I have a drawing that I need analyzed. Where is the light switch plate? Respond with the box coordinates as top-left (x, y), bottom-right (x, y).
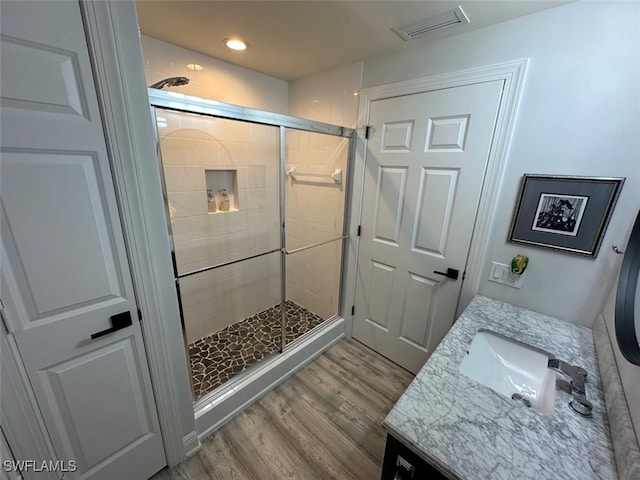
top-left (488, 262), bottom-right (523, 289)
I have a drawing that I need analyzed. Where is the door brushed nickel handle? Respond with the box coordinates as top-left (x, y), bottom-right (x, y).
top-left (91, 311), bottom-right (132, 339)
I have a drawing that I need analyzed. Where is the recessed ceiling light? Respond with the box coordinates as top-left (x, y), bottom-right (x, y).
top-left (225, 38), bottom-right (248, 51)
top-left (186, 63), bottom-right (204, 71)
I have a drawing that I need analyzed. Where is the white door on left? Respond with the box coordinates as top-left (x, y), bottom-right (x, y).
top-left (0, 2), bottom-right (166, 479)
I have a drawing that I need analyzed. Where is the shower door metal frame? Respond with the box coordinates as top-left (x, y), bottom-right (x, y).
top-left (148, 89), bottom-right (355, 400)
top-left (148, 89), bottom-right (352, 136)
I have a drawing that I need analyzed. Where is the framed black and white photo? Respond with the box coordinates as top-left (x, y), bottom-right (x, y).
top-left (531, 193), bottom-right (588, 236)
top-left (509, 175), bottom-right (624, 257)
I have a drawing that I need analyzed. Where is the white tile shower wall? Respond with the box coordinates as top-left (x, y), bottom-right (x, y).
top-left (141, 35), bottom-right (288, 114)
top-left (285, 63), bottom-right (362, 319)
top-left (157, 109), bottom-right (281, 343)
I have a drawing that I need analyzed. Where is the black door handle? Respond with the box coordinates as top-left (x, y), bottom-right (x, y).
top-left (91, 311), bottom-right (132, 339)
top-left (433, 268), bottom-right (459, 280)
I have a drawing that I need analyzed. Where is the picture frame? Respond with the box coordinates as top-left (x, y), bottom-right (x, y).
top-left (509, 175), bottom-right (624, 257)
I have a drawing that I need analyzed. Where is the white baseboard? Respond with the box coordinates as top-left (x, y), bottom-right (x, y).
top-left (195, 317), bottom-right (345, 440)
top-left (182, 431), bottom-right (201, 460)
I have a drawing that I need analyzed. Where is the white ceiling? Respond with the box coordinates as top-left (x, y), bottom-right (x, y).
top-left (136, 1), bottom-right (572, 81)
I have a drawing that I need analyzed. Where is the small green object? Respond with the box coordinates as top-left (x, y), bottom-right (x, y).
top-left (511, 254), bottom-right (529, 274)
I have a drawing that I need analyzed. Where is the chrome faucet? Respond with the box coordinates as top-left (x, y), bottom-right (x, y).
top-left (548, 358), bottom-right (593, 417)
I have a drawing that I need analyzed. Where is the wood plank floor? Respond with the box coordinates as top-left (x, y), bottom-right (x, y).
top-left (152, 338), bottom-right (414, 480)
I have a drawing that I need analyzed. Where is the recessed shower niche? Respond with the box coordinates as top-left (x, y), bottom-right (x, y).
top-left (205, 169), bottom-right (237, 213)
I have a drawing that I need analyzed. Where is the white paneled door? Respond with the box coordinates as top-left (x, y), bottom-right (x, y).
top-left (353, 81), bottom-right (503, 373)
top-left (0, 2), bottom-right (166, 479)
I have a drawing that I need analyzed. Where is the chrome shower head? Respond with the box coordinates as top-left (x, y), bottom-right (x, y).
top-left (149, 76), bottom-right (190, 90)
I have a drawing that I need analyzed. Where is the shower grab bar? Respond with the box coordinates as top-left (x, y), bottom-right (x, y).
top-left (284, 235), bottom-right (348, 255)
top-left (177, 248), bottom-right (281, 279)
top-left (287, 166), bottom-right (342, 185)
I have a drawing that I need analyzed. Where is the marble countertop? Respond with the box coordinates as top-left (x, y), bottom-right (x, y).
top-left (383, 295), bottom-right (617, 479)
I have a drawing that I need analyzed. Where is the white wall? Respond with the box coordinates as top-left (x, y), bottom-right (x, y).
top-left (362, 1), bottom-right (640, 326)
top-left (288, 62), bottom-right (362, 128)
top-left (603, 279), bottom-right (640, 441)
top-left (601, 242), bottom-right (640, 439)
top-left (141, 35), bottom-right (288, 113)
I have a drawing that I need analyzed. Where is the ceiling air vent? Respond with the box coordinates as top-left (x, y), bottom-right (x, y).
top-left (393, 5), bottom-right (470, 41)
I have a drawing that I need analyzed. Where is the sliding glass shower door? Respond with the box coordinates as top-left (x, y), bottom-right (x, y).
top-left (154, 108), bottom-right (282, 399)
top-left (149, 91), bottom-right (353, 402)
top-left (283, 129), bottom-right (349, 347)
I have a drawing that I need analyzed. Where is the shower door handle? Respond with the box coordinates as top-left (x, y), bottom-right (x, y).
top-left (433, 268), bottom-right (459, 280)
top-left (91, 311), bottom-right (133, 339)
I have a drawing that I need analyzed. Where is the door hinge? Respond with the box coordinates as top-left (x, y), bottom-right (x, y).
top-left (351, 305), bottom-right (355, 315)
top-left (357, 225), bottom-right (361, 237)
top-left (462, 271), bottom-right (466, 281)
top-left (137, 308), bottom-right (143, 321)
top-left (364, 125), bottom-right (372, 140)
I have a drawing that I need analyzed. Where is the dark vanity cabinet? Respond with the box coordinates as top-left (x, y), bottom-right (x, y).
top-left (380, 435), bottom-right (448, 480)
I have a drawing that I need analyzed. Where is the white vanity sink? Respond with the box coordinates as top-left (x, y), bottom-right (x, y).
top-left (459, 329), bottom-right (556, 415)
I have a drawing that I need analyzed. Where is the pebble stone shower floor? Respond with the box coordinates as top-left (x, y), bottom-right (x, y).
top-left (188, 300), bottom-right (325, 400)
